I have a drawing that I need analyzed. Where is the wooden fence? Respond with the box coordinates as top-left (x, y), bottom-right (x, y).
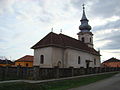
top-left (0, 66), bottom-right (119, 81)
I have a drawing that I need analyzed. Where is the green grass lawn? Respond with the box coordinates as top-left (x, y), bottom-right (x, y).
top-left (0, 72), bottom-right (118, 90)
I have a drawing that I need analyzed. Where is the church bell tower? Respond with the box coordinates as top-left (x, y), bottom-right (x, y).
top-left (77, 4), bottom-right (93, 48)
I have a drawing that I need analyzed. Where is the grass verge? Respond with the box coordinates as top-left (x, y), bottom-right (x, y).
top-left (0, 72), bottom-right (118, 90)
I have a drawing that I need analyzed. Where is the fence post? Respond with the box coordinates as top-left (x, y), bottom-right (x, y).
top-left (96, 67), bottom-right (98, 73)
top-left (17, 66), bottom-right (21, 78)
top-left (56, 68), bottom-right (59, 78)
top-left (33, 66), bottom-right (39, 80)
top-left (26, 67), bottom-right (29, 79)
top-left (80, 67), bottom-right (84, 75)
top-left (71, 68), bottom-right (74, 76)
top-left (1, 67), bottom-right (5, 80)
top-left (5, 66), bottom-right (9, 80)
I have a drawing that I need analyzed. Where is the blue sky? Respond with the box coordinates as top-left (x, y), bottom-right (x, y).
top-left (0, 0), bottom-right (120, 62)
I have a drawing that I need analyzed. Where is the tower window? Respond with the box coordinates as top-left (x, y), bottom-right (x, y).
top-left (40, 55), bottom-right (44, 64)
top-left (81, 37), bottom-right (84, 42)
top-left (78, 56), bottom-right (81, 64)
top-left (90, 38), bottom-right (91, 43)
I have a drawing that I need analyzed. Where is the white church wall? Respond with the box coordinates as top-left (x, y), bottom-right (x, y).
top-left (33, 47), bottom-right (101, 68)
top-left (78, 33), bottom-right (93, 48)
top-left (66, 48), bottom-right (86, 68)
top-left (66, 48), bottom-right (100, 68)
top-left (79, 33), bottom-right (93, 44)
top-left (52, 47), bottom-right (64, 68)
top-left (33, 47), bottom-right (53, 68)
top-left (94, 55), bottom-right (101, 67)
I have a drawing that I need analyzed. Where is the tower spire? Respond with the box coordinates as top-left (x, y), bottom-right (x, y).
top-left (81, 4), bottom-right (88, 21)
top-left (77, 4), bottom-right (93, 48)
top-left (79, 4), bottom-right (91, 32)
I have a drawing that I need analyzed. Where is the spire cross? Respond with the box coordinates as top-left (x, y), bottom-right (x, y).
top-left (51, 28), bottom-right (53, 32)
top-left (82, 4), bottom-right (85, 10)
top-left (60, 29), bottom-right (62, 33)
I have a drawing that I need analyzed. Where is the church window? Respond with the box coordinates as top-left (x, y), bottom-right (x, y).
top-left (94, 59), bottom-right (96, 65)
top-left (81, 37), bottom-right (84, 42)
top-left (78, 56), bottom-right (81, 64)
top-left (90, 38), bottom-right (91, 43)
top-left (40, 55), bottom-right (44, 64)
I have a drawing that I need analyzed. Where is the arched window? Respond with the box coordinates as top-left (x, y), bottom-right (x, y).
top-left (94, 59), bottom-right (96, 65)
top-left (40, 55), bottom-right (44, 64)
top-left (78, 56), bottom-right (81, 64)
top-left (81, 37), bottom-right (84, 42)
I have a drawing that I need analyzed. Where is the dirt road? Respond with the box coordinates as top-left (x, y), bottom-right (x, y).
top-left (70, 73), bottom-right (120, 90)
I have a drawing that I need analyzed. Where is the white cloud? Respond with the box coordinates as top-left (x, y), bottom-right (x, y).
top-left (90, 0), bottom-right (120, 18)
top-left (101, 49), bottom-right (120, 62)
top-left (0, 0), bottom-right (16, 14)
top-left (94, 40), bottom-right (112, 49)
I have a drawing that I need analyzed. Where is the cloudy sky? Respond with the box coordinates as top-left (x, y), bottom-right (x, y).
top-left (0, 0), bottom-right (120, 62)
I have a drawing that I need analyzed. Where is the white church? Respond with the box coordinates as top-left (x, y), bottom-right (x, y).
top-left (31, 5), bottom-right (101, 68)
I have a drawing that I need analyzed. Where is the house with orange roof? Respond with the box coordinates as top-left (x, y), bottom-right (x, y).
top-left (102, 57), bottom-right (120, 67)
top-left (15, 55), bottom-right (33, 67)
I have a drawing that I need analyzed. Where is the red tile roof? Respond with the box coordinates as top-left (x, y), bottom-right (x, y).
top-left (15, 55), bottom-right (33, 62)
top-left (31, 32), bottom-right (100, 56)
top-left (102, 57), bottom-right (120, 63)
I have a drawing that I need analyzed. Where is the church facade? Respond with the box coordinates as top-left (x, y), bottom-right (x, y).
top-left (31, 6), bottom-right (101, 68)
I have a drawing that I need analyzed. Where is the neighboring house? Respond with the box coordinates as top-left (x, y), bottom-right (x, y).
top-left (102, 57), bottom-right (120, 67)
top-left (31, 5), bottom-right (101, 68)
top-left (15, 55), bottom-right (33, 67)
top-left (0, 59), bottom-right (13, 66)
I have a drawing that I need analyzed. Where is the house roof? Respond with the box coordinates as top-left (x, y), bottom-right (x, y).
top-left (31, 32), bottom-right (100, 56)
top-left (0, 59), bottom-right (13, 64)
top-left (15, 55), bottom-right (33, 62)
top-left (103, 57), bottom-right (120, 63)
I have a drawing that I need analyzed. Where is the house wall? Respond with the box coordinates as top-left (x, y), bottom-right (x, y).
top-left (33, 47), bottom-right (53, 68)
top-left (0, 64), bottom-right (12, 66)
top-left (102, 62), bottom-right (120, 67)
top-left (15, 61), bottom-right (33, 67)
